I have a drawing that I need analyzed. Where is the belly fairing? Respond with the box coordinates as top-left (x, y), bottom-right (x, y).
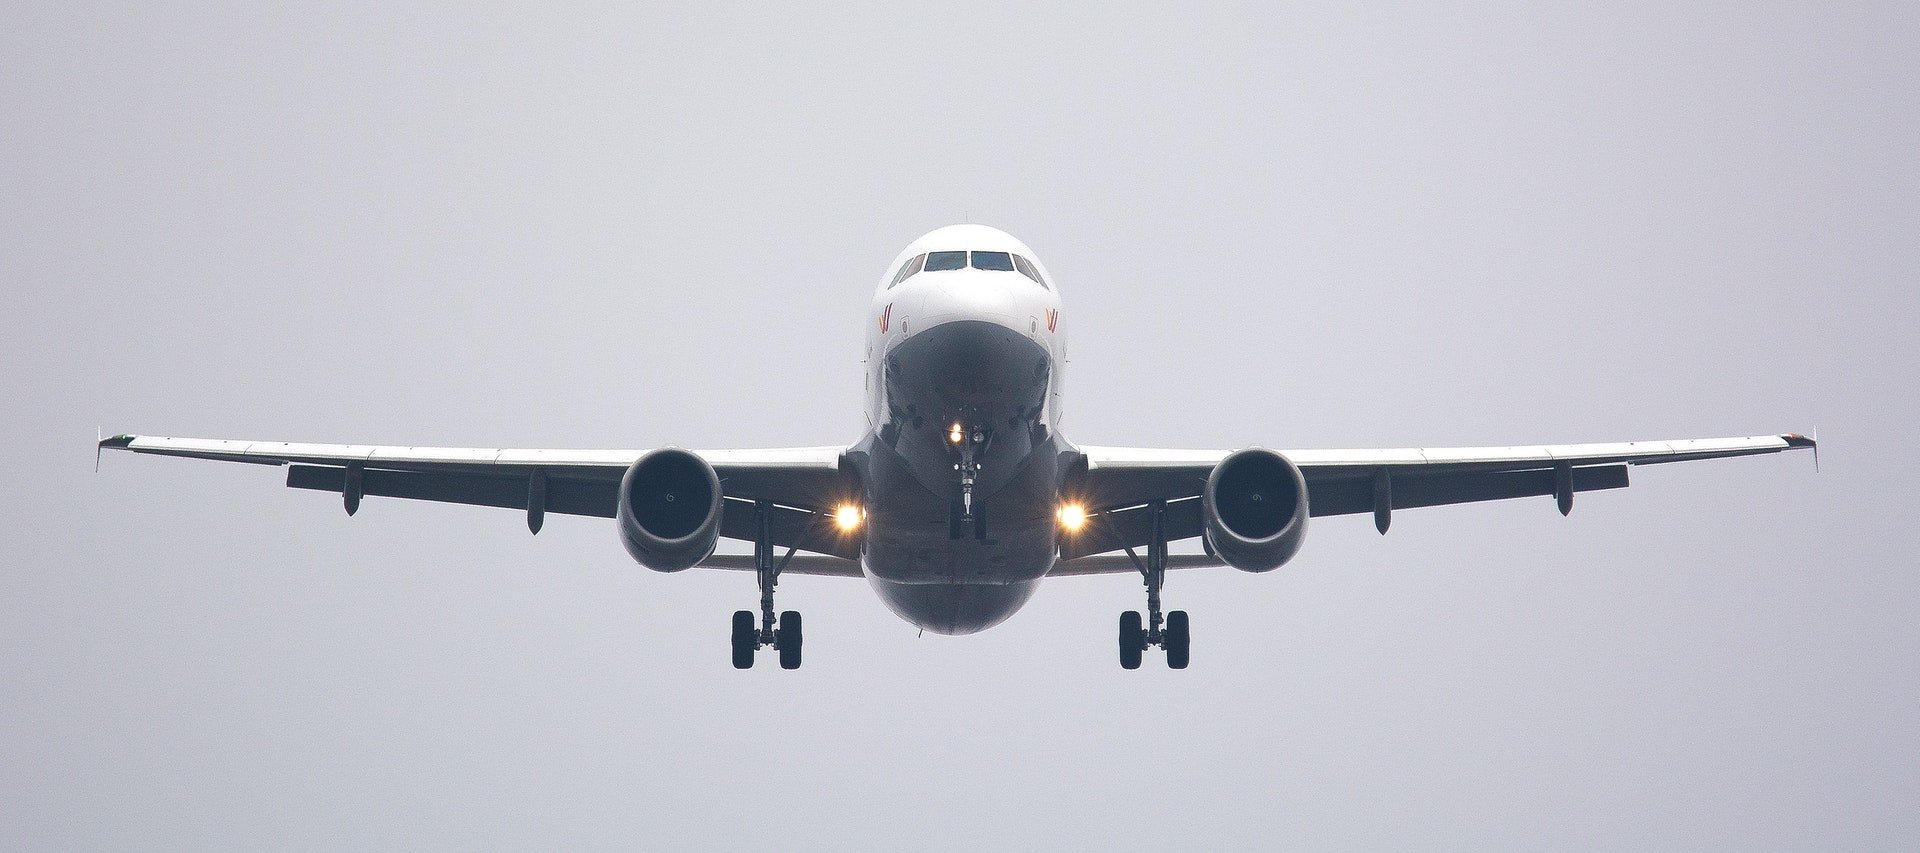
top-left (859, 437), bottom-right (1062, 584)
top-left (866, 575), bottom-right (1040, 635)
top-left (851, 317), bottom-right (1073, 632)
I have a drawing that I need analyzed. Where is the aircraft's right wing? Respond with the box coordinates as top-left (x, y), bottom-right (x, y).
top-left (1062, 433), bottom-right (1816, 560)
top-left (97, 434), bottom-right (860, 559)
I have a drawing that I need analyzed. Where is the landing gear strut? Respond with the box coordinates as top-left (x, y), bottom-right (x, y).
top-left (732, 500), bottom-right (804, 670)
top-left (1113, 500), bottom-right (1190, 669)
top-left (949, 422), bottom-right (988, 540)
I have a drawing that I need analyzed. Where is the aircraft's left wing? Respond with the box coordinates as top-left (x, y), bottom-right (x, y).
top-left (97, 434), bottom-right (860, 559)
top-left (1062, 433), bottom-right (1816, 560)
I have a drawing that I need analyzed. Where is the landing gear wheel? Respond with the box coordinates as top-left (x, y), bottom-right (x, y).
top-left (1116, 500), bottom-right (1192, 671)
top-left (1164, 610), bottom-right (1190, 669)
top-left (731, 610), bottom-right (756, 669)
top-left (1119, 611), bottom-right (1144, 670)
top-left (777, 610), bottom-right (803, 670)
top-left (734, 500), bottom-right (817, 671)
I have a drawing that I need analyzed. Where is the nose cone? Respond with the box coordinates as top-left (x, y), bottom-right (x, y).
top-left (918, 270), bottom-right (1032, 330)
top-left (886, 318), bottom-right (1050, 409)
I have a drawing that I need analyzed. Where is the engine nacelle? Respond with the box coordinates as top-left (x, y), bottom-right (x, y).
top-left (1202, 448), bottom-right (1309, 573)
top-left (617, 448), bottom-right (723, 572)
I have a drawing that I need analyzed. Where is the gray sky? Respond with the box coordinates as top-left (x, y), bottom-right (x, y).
top-left (4, 2), bottom-right (1915, 849)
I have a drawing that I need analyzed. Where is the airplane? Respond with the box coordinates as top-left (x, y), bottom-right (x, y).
top-left (98, 224), bottom-right (1816, 670)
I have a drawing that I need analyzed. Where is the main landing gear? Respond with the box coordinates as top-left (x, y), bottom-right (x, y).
top-left (1114, 500), bottom-right (1190, 670)
top-left (732, 500), bottom-right (804, 670)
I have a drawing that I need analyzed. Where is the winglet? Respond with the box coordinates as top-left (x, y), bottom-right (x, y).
top-left (96, 431), bottom-right (134, 473)
top-left (1784, 431), bottom-right (1819, 472)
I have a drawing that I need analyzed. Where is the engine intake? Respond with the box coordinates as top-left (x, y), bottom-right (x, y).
top-left (617, 448), bottom-right (723, 572)
top-left (1202, 448), bottom-right (1309, 572)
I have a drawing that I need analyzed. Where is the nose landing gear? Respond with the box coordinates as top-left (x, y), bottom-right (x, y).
top-left (1112, 500), bottom-right (1191, 670)
top-left (949, 422), bottom-right (989, 540)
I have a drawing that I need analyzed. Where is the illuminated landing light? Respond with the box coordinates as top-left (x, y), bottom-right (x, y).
top-left (948, 423), bottom-right (965, 445)
top-left (1057, 502), bottom-right (1088, 532)
top-left (835, 504), bottom-right (864, 531)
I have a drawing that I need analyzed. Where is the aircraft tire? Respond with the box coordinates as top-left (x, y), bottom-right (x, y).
top-left (1119, 611), bottom-right (1144, 670)
top-left (1165, 610), bottom-right (1190, 670)
top-left (777, 610), bottom-right (803, 670)
top-left (731, 610), bottom-right (756, 669)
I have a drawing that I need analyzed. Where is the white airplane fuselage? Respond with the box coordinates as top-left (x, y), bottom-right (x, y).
top-left (94, 223), bottom-right (1816, 665)
top-left (853, 225), bottom-right (1071, 634)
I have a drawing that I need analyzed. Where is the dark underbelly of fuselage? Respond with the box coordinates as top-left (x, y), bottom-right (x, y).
top-left (855, 319), bottom-right (1070, 634)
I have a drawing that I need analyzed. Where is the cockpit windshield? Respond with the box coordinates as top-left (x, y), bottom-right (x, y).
top-left (969, 251), bottom-right (1015, 272)
top-left (1011, 254), bottom-right (1045, 287)
top-left (891, 249), bottom-right (1049, 288)
top-left (924, 251), bottom-right (968, 272)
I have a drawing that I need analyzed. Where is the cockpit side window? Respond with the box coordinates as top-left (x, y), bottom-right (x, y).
top-left (1012, 254), bottom-right (1046, 288)
top-left (924, 250), bottom-right (968, 272)
top-left (970, 251), bottom-right (1015, 272)
top-left (890, 253), bottom-right (925, 287)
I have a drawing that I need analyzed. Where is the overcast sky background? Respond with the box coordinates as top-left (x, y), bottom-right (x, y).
top-left (4, 3), bottom-right (1916, 849)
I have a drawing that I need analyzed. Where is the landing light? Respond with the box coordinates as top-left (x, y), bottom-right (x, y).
top-left (835, 503), bottom-right (864, 532)
top-left (1057, 502), bottom-right (1088, 532)
top-left (948, 424), bottom-right (965, 445)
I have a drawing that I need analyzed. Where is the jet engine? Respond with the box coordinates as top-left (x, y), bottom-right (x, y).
top-left (617, 448), bottom-right (723, 572)
top-left (1202, 448), bottom-right (1309, 573)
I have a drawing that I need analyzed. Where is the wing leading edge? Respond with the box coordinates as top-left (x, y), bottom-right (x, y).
top-left (1062, 433), bottom-right (1815, 560)
top-left (100, 432), bottom-right (1815, 572)
top-left (97, 434), bottom-right (858, 559)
